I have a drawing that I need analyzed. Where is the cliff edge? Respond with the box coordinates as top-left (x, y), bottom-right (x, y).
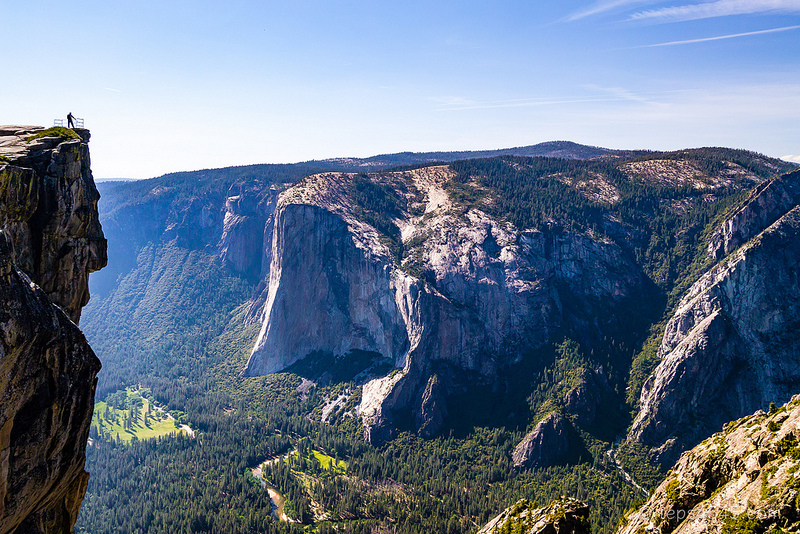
top-left (1, 126), bottom-right (106, 534)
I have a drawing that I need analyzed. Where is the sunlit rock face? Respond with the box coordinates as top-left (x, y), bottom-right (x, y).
top-left (620, 395), bottom-right (800, 534)
top-left (629, 170), bottom-right (800, 467)
top-left (478, 497), bottom-right (590, 534)
top-left (243, 167), bottom-right (646, 442)
top-left (1, 126), bottom-right (106, 534)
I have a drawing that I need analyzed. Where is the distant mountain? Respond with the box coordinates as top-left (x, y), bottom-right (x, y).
top-left (315, 140), bottom-right (623, 169)
top-left (88, 141), bottom-right (615, 302)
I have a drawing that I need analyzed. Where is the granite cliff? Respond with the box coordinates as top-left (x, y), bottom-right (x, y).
top-left (619, 396), bottom-right (800, 534)
top-left (0, 126), bottom-right (106, 534)
top-left (629, 169), bottom-right (800, 466)
top-left (242, 167), bottom-right (648, 442)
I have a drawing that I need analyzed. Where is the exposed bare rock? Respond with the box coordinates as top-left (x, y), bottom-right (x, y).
top-left (707, 169), bottom-right (800, 261)
top-left (479, 497), bottom-right (590, 534)
top-left (562, 367), bottom-right (614, 428)
top-left (512, 412), bottom-right (578, 468)
top-left (552, 171), bottom-right (621, 204)
top-left (218, 188), bottom-right (279, 282)
top-left (619, 158), bottom-right (763, 190)
top-left (242, 202), bottom-right (410, 376)
top-left (0, 250), bottom-right (101, 534)
top-left (629, 203), bottom-right (800, 466)
top-left (618, 396), bottom-right (800, 534)
top-left (414, 374), bottom-right (447, 438)
top-left (0, 126), bottom-right (105, 534)
top-left (243, 168), bottom-right (647, 442)
top-left (0, 126), bottom-right (106, 323)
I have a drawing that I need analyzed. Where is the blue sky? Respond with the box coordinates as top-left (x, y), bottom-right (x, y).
top-left (3, 0), bottom-right (799, 178)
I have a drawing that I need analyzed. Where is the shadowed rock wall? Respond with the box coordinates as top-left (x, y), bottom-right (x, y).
top-left (0, 126), bottom-right (106, 534)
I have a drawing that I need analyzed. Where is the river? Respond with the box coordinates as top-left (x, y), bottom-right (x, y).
top-left (250, 450), bottom-right (297, 522)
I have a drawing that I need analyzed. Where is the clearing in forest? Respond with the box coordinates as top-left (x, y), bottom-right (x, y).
top-left (90, 387), bottom-right (193, 443)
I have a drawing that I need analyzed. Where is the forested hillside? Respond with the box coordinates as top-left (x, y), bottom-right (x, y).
top-left (77, 146), bottom-right (797, 534)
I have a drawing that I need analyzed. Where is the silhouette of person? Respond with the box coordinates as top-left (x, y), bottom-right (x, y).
top-left (67, 112), bottom-right (75, 128)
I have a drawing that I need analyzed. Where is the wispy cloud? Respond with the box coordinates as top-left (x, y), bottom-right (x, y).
top-left (630, 0), bottom-right (800, 22)
top-left (782, 154), bottom-right (800, 163)
top-left (638, 24), bottom-right (800, 46)
top-left (435, 96), bottom-right (635, 111)
top-left (584, 84), bottom-right (654, 103)
top-left (104, 87), bottom-right (122, 93)
top-left (566, 0), bottom-right (653, 21)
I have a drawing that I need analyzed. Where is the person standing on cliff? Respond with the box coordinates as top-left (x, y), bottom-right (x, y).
top-left (67, 112), bottom-right (75, 128)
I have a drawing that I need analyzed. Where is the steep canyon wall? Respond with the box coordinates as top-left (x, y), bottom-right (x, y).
top-left (0, 126), bottom-right (106, 534)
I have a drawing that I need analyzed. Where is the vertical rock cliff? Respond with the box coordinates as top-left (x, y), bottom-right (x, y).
top-left (629, 170), bottom-right (800, 466)
top-left (243, 167), bottom-right (647, 442)
top-left (0, 126), bottom-right (106, 534)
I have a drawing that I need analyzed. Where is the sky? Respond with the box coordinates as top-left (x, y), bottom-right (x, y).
top-left (3, 0), bottom-right (799, 179)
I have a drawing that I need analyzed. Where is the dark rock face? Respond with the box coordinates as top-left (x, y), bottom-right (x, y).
top-left (0, 126), bottom-right (106, 323)
top-left (414, 374), bottom-right (448, 438)
top-left (629, 171), bottom-right (800, 466)
top-left (512, 412), bottom-right (577, 468)
top-left (0, 126), bottom-right (106, 534)
top-left (562, 367), bottom-right (614, 429)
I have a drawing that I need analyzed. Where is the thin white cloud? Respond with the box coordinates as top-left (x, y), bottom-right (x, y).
top-left (782, 154), bottom-right (800, 163)
top-left (104, 87), bottom-right (122, 93)
top-left (638, 24), bottom-right (800, 46)
top-left (584, 84), bottom-right (653, 103)
top-left (630, 0), bottom-right (800, 22)
top-left (566, 0), bottom-right (653, 21)
top-left (436, 97), bottom-right (626, 111)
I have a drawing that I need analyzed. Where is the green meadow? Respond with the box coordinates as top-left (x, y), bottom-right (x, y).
top-left (90, 387), bottom-right (189, 443)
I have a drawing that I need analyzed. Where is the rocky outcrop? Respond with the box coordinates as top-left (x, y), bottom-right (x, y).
top-left (1, 126), bottom-right (106, 323)
top-left (479, 497), bottom-right (590, 534)
top-left (243, 168), bottom-right (647, 441)
top-left (512, 412), bottom-right (577, 468)
top-left (618, 396), bottom-right (800, 534)
top-left (707, 169), bottom-right (800, 261)
top-left (562, 367), bottom-right (614, 429)
top-left (414, 374), bottom-right (447, 439)
top-left (0, 126), bottom-right (105, 534)
top-left (629, 196), bottom-right (800, 465)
